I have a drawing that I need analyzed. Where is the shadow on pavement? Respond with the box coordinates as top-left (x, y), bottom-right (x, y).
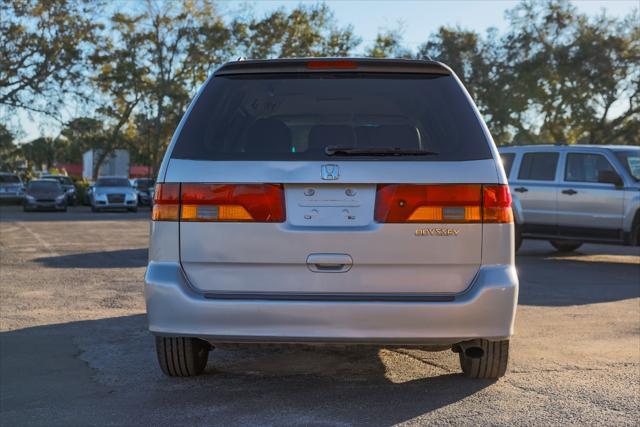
top-left (34, 248), bottom-right (148, 268)
top-left (0, 205), bottom-right (151, 222)
top-left (517, 253), bottom-right (640, 307)
top-left (0, 314), bottom-right (492, 426)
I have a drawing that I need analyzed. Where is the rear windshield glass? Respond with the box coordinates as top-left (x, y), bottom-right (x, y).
top-left (0, 174), bottom-right (20, 183)
top-left (43, 176), bottom-right (73, 185)
top-left (135, 179), bottom-right (154, 189)
top-left (29, 181), bottom-right (60, 191)
top-left (95, 178), bottom-right (130, 187)
top-left (171, 73), bottom-right (492, 161)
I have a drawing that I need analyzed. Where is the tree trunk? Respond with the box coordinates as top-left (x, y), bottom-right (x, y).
top-left (92, 150), bottom-right (112, 181)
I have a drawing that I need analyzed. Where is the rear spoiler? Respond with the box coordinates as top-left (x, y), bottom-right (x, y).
top-left (215, 58), bottom-right (452, 76)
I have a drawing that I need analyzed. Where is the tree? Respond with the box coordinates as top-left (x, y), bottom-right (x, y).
top-left (87, 12), bottom-right (148, 179)
top-left (238, 3), bottom-right (361, 58)
top-left (366, 28), bottom-right (412, 59)
top-left (417, 27), bottom-right (515, 145)
top-left (61, 117), bottom-right (109, 178)
top-left (0, 124), bottom-right (22, 170)
top-left (502, 0), bottom-right (639, 144)
top-left (0, 0), bottom-right (100, 116)
top-left (19, 136), bottom-right (71, 170)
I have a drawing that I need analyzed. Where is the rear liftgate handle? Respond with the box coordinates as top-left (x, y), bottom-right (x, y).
top-left (306, 253), bottom-right (353, 273)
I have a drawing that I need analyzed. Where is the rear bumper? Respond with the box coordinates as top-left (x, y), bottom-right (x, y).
top-left (145, 262), bottom-right (518, 345)
top-left (25, 202), bottom-right (66, 210)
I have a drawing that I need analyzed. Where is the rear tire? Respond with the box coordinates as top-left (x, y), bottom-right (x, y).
top-left (631, 213), bottom-right (640, 246)
top-left (459, 339), bottom-right (509, 379)
top-left (550, 240), bottom-right (582, 252)
top-left (155, 336), bottom-right (210, 377)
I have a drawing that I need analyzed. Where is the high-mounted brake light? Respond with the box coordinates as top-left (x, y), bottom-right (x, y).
top-left (306, 60), bottom-right (358, 70)
top-left (152, 183), bottom-right (180, 221)
top-left (374, 184), bottom-right (512, 224)
top-left (180, 184), bottom-right (285, 222)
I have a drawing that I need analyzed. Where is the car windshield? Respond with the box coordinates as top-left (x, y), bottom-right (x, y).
top-left (614, 149), bottom-right (640, 181)
top-left (135, 179), bottom-right (154, 189)
top-left (29, 181), bottom-right (61, 191)
top-left (171, 73), bottom-right (491, 161)
top-left (95, 178), bottom-right (131, 187)
top-left (44, 176), bottom-right (73, 185)
top-left (0, 174), bottom-right (20, 183)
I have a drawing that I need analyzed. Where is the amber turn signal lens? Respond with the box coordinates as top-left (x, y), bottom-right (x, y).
top-left (152, 204), bottom-right (180, 221)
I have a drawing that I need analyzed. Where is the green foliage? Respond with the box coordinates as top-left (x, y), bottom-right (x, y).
top-left (73, 177), bottom-right (91, 202)
top-left (0, 124), bottom-right (20, 170)
top-left (0, 0), bottom-right (101, 116)
top-left (238, 3), bottom-right (360, 58)
top-left (366, 28), bottom-right (412, 59)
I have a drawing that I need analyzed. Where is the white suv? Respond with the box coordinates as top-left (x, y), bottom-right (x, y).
top-left (145, 58), bottom-right (518, 379)
top-left (499, 145), bottom-right (640, 252)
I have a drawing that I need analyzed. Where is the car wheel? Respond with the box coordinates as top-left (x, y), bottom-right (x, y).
top-left (458, 339), bottom-right (509, 379)
top-left (550, 240), bottom-right (582, 252)
top-left (631, 214), bottom-right (640, 246)
top-left (91, 205), bottom-right (99, 213)
top-left (155, 336), bottom-right (211, 377)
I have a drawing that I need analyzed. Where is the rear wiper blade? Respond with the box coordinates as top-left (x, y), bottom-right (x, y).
top-left (325, 146), bottom-right (439, 156)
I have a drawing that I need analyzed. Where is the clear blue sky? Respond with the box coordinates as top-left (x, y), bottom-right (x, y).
top-left (16, 0), bottom-right (639, 142)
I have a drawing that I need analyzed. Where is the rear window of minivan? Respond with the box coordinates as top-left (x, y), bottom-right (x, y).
top-left (171, 73), bottom-right (492, 162)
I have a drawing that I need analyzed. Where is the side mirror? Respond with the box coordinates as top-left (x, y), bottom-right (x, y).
top-left (598, 170), bottom-right (623, 187)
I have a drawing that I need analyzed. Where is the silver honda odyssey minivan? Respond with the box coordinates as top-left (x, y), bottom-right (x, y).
top-left (145, 58), bottom-right (518, 379)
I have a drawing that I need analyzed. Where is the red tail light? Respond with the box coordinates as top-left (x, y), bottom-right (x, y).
top-left (152, 183), bottom-right (285, 222)
top-left (482, 185), bottom-right (513, 223)
top-left (181, 184), bottom-right (285, 222)
top-left (152, 183), bottom-right (180, 221)
top-left (374, 184), bottom-right (512, 224)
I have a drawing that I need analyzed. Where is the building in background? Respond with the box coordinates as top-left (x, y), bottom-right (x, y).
top-left (82, 149), bottom-right (130, 179)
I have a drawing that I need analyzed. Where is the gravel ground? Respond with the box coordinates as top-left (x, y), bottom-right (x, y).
top-left (0, 205), bottom-right (639, 426)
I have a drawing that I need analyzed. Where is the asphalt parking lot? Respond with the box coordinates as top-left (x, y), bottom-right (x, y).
top-left (0, 205), bottom-right (638, 426)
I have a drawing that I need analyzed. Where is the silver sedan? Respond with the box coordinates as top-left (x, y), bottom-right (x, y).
top-left (90, 176), bottom-right (138, 212)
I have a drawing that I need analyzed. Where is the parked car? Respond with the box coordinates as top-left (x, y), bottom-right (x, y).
top-left (90, 176), bottom-right (138, 212)
top-left (23, 179), bottom-right (67, 212)
top-left (145, 58), bottom-right (518, 379)
top-left (499, 144), bottom-right (640, 252)
top-left (131, 178), bottom-right (155, 206)
top-left (0, 172), bottom-right (25, 204)
top-left (41, 174), bottom-right (77, 205)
